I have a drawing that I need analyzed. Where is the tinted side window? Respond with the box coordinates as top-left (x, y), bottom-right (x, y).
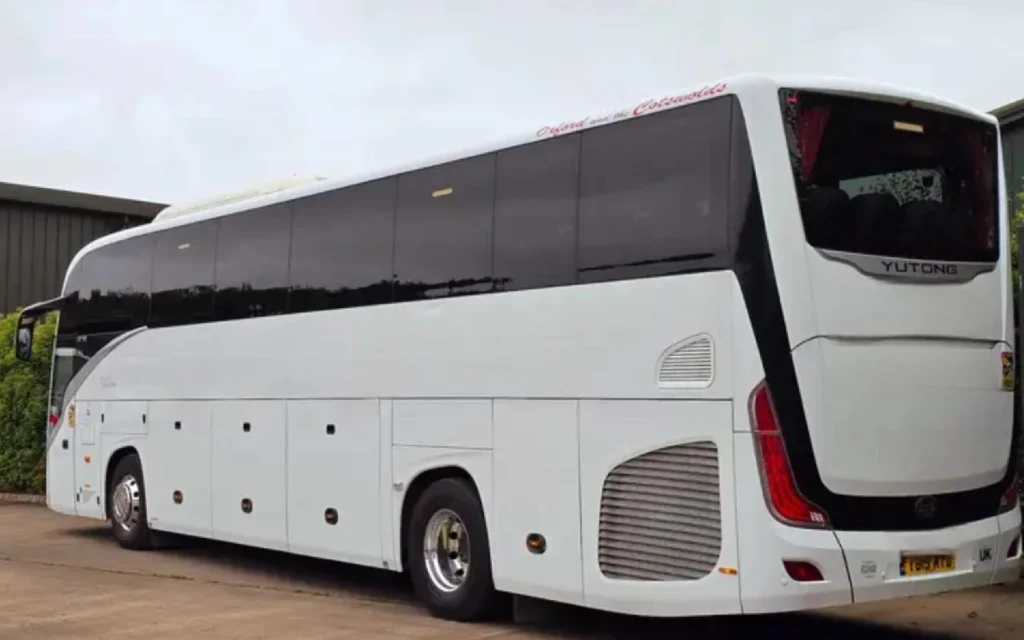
top-left (76, 235), bottom-right (153, 334)
top-left (394, 155), bottom-right (495, 301)
top-left (214, 204), bottom-right (291, 321)
top-left (494, 135), bottom-right (579, 291)
top-left (578, 98), bottom-right (732, 282)
top-left (57, 260), bottom-right (87, 336)
top-left (289, 179), bottom-right (396, 313)
top-left (151, 220), bottom-right (217, 327)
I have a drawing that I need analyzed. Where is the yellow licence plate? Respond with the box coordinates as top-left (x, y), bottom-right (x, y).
top-left (900, 554), bottom-right (956, 577)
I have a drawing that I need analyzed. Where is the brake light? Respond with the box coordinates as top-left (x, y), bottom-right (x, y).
top-left (998, 474), bottom-right (1019, 515)
top-left (749, 381), bottom-right (829, 527)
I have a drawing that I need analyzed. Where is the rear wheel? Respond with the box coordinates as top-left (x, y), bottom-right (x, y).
top-left (109, 454), bottom-right (155, 550)
top-left (407, 477), bottom-right (501, 621)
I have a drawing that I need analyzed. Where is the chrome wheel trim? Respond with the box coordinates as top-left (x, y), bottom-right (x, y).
top-left (423, 508), bottom-right (471, 593)
top-left (111, 474), bottom-right (141, 532)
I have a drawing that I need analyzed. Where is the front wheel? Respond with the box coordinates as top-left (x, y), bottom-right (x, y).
top-left (407, 477), bottom-right (501, 621)
top-left (108, 454), bottom-right (155, 550)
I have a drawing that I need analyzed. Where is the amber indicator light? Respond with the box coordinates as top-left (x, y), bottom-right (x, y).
top-left (526, 533), bottom-right (546, 554)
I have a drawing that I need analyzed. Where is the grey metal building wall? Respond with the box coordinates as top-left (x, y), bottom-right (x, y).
top-left (995, 99), bottom-right (1024, 211)
top-left (0, 201), bottom-right (150, 315)
top-left (1003, 122), bottom-right (1024, 208)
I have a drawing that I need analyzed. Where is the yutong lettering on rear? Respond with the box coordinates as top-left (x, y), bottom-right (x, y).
top-left (12, 74), bottom-right (1020, 623)
top-left (880, 259), bottom-right (960, 277)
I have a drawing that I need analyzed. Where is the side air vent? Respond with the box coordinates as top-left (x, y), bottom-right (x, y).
top-left (598, 441), bottom-right (722, 581)
top-left (657, 334), bottom-right (714, 389)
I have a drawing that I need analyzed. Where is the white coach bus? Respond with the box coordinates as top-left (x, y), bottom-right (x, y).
top-left (14, 73), bottom-right (1022, 621)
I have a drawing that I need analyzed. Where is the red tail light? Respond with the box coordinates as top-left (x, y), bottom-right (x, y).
top-left (783, 560), bottom-right (824, 582)
top-left (750, 381), bottom-right (829, 527)
top-left (998, 474), bottom-right (1019, 515)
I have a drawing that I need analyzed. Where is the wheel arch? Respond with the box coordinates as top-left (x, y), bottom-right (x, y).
top-left (104, 445), bottom-right (140, 518)
top-left (399, 465), bottom-right (483, 574)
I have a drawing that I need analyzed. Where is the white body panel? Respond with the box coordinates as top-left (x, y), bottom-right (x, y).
top-left (147, 401), bottom-right (213, 538)
top-left (287, 399), bottom-right (382, 567)
top-left (578, 399), bottom-right (740, 616)
top-left (210, 401), bottom-right (288, 551)
top-left (805, 250), bottom-right (1004, 341)
top-left (731, 431), bottom-right (853, 613)
top-left (792, 338), bottom-right (1013, 497)
top-left (41, 72), bottom-right (1019, 619)
top-left (63, 272), bottom-right (740, 612)
top-left (77, 274), bottom-right (732, 402)
top-left (491, 399), bottom-right (584, 605)
top-left (46, 422), bottom-right (76, 516)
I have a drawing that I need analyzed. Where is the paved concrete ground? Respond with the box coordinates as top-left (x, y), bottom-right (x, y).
top-left (0, 502), bottom-right (1021, 639)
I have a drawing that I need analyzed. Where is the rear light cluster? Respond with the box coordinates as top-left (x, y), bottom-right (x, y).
top-left (998, 474), bottom-right (1019, 515)
top-left (749, 381), bottom-right (829, 528)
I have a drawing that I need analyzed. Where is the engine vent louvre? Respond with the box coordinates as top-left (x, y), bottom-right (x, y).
top-left (598, 441), bottom-right (722, 581)
top-left (657, 335), bottom-right (714, 388)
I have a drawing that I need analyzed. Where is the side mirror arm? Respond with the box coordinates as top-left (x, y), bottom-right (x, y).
top-left (12, 292), bottom-right (78, 362)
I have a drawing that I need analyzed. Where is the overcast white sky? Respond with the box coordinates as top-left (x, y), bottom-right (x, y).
top-left (1, 0), bottom-right (1022, 205)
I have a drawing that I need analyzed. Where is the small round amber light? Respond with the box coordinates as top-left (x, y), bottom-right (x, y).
top-left (526, 533), bottom-right (547, 554)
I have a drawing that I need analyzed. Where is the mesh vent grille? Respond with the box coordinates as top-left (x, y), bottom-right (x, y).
top-left (598, 441), bottom-right (721, 581)
top-left (658, 335), bottom-right (713, 388)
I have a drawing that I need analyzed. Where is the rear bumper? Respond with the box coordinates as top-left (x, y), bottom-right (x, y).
top-left (836, 507), bottom-right (1021, 604)
top-left (738, 508), bottom-right (1020, 614)
top-left (733, 434), bottom-right (1021, 614)
top-left (994, 507), bottom-right (1023, 585)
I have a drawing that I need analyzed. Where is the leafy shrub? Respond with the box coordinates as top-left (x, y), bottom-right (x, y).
top-left (0, 310), bottom-right (55, 493)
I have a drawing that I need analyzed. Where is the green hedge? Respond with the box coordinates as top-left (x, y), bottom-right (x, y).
top-left (0, 310), bottom-right (55, 494)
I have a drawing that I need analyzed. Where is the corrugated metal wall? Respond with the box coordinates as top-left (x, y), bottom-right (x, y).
top-left (0, 199), bottom-right (149, 314)
top-left (1003, 121), bottom-right (1024, 208)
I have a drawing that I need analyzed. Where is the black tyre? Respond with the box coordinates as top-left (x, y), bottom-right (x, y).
top-left (407, 477), bottom-right (501, 621)
top-left (108, 454), bottom-right (155, 550)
